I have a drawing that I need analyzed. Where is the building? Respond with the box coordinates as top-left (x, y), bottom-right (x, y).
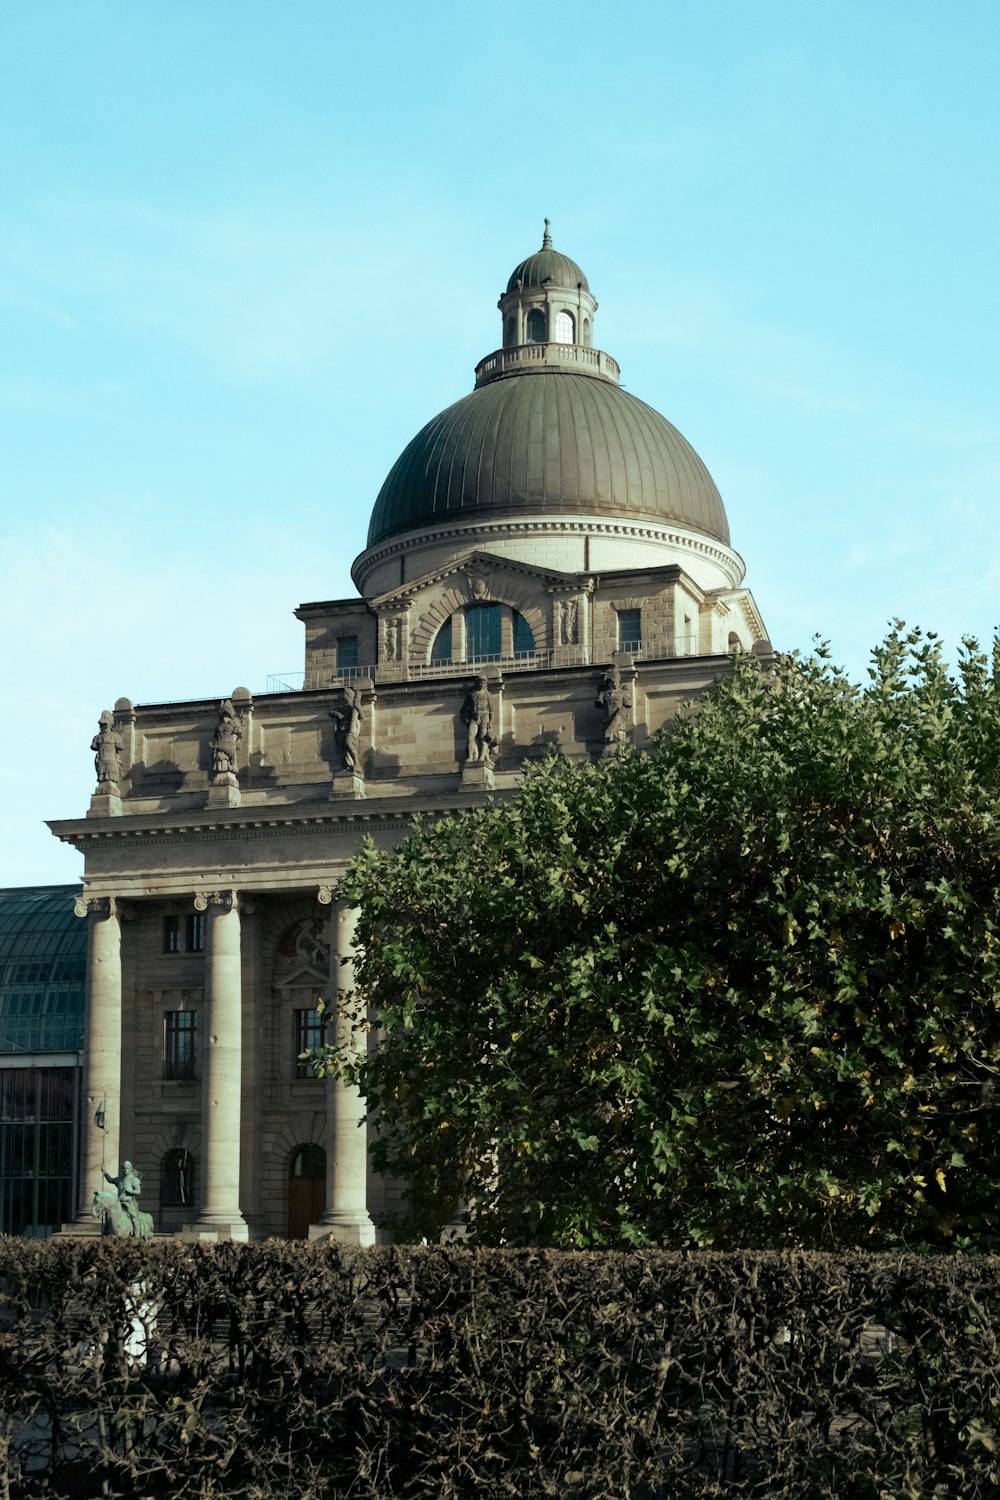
top-left (47, 226), bottom-right (769, 1241)
top-left (0, 886), bottom-right (85, 1236)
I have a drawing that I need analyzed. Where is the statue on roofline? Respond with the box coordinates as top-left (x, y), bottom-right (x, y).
top-left (211, 699), bottom-right (243, 784)
top-left (331, 684), bottom-right (363, 773)
top-left (91, 710), bottom-right (123, 794)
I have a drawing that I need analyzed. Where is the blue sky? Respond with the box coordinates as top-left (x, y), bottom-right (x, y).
top-left (2, 1), bottom-right (998, 884)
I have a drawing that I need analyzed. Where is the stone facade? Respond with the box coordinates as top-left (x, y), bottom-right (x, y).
top-left (49, 227), bottom-right (769, 1242)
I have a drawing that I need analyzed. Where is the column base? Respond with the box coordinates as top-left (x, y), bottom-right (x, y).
top-left (330, 771), bottom-right (366, 800)
top-left (460, 762), bottom-right (494, 791)
top-left (179, 1219), bottom-right (251, 1243)
top-left (207, 783), bottom-right (241, 809)
top-left (308, 1214), bottom-right (377, 1247)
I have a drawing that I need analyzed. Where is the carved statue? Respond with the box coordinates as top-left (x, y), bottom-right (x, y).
top-left (461, 674), bottom-right (496, 764)
top-left (91, 711), bottom-right (123, 793)
top-left (559, 598), bottom-right (579, 646)
top-left (596, 664), bottom-right (631, 744)
top-left (330, 684), bottom-right (363, 772)
top-left (382, 616), bottom-right (403, 662)
top-left (211, 700), bottom-right (243, 783)
top-left (92, 1160), bottom-right (153, 1238)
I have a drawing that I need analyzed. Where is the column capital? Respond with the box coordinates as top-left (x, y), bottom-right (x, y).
top-left (193, 890), bottom-right (239, 913)
top-left (317, 884), bottom-right (336, 906)
top-left (73, 895), bottom-right (118, 921)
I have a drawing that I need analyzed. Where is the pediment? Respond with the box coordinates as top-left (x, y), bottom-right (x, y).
top-left (276, 960), bottom-right (330, 990)
top-left (370, 550), bottom-right (584, 612)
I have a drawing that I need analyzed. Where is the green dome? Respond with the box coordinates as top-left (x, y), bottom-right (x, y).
top-left (366, 369), bottom-right (730, 549)
top-left (507, 248), bottom-right (589, 295)
top-left (506, 220), bottom-right (590, 294)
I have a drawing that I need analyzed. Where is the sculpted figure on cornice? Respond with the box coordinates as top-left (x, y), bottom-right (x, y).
top-left (211, 699), bottom-right (243, 784)
top-left (331, 684), bottom-right (363, 773)
top-left (462, 674), bottom-right (496, 765)
top-left (91, 710), bottom-right (123, 793)
top-left (596, 664), bottom-right (631, 745)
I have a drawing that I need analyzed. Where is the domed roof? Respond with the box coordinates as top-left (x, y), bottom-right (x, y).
top-left (506, 220), bottom-right (589, 294)
top-left (367, 369), bottom-right (730, 549)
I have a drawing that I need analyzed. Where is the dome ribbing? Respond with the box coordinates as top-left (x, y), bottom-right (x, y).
top-left (366, 369), bottom-right (729, 549)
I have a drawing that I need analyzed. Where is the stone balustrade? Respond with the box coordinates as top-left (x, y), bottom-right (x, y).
top-left (474, 342), bottom-right (620, 388)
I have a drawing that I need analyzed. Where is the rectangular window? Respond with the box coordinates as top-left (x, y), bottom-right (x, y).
top-left (617, 608), bottom-right (642, 651)
top-left (164, 1011), bottom-right (197, 1081)
top-left (185, 912), bottom-right (205, 953)
top-left (295, 1008), bottom-right (325, 1079)
top-left (336, 635), bottom-right (359, 671)
top-left (163, 916), bottom-right (181, 954)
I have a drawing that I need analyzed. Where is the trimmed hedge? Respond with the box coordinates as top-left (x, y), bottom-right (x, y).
top-left (2, 1241), bottom-right (1000, 1497)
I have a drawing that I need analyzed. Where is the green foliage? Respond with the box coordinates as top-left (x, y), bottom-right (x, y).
top-left (329, 626), bottom-right (1000, 1250)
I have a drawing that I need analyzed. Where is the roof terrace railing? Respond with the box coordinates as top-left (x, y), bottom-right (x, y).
top-left (266, 649), bottom-right (599, 694)
top-left (474, 342), bottom-right (620, 388)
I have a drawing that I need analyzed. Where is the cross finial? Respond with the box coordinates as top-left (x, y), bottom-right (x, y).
top-left (542, 218), bottom-right (552, 249)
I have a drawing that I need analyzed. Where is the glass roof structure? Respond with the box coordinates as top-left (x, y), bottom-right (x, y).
top-left (0, 886), bottom-right (85, 1054)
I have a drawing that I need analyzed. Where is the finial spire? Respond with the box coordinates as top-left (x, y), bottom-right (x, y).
top-left (542, 218), bottom-right (552, 249)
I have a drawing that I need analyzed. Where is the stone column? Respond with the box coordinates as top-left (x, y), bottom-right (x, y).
top-left (184, 890), bottom-right (249, 1241)
top-left (70, 896), bottom-right (122, 1228)
top-left (310, 898), bottom-right (376, 1244)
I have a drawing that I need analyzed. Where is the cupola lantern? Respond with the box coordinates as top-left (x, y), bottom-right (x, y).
top-left (497, 220), bottom-right (598, 351)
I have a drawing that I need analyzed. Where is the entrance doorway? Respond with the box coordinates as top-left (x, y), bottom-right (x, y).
top-left (288, 1142), bottom-right (326, 1239)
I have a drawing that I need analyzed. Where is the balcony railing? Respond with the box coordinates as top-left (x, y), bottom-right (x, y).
top-left (474, 342), bottom-right (620, 388)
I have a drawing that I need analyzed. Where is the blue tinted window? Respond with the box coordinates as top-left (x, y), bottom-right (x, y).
top-left (513, 611), bottom-right (535, 655)
top-left (467, 605), bottom-right (502, 661)
top-left (336, 636), bottom-right (359, 670)
top-left (431, 618), bottom-right (453, 663)
top-left (618, 609), bottom-right (642, 649)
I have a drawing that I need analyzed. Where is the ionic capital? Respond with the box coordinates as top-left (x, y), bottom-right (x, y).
top-left (193, 889), bottom-right (239, 913)
top-left (73, 895), bottom-right (118, 921)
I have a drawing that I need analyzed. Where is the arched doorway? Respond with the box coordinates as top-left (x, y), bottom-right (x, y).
top-left (288, 1142), bottom-right (326, 1239)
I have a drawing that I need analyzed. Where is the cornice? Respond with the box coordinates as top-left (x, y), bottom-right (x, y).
top-left (353, 514), bottom-right (746, 592)
top-left (46, 789), bottom-right (517, 852)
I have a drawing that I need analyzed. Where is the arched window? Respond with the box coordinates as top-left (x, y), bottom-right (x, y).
top-left (431, 618), bottom-right (453, 664)
top-left (513, 611), bottom-right (535, 656)
top-left (161, 1148), bottom-right (196, 1208)
top-left (466, 604), bottom-right (502, 661)
top-left (582, 317), bottom-right (591, 347)
top-left (526, 308), bottom-right (546, 343)
top-left (504, 316), bottom-right (517, 347)
top-left (554, 310), bottom-right (575, 345)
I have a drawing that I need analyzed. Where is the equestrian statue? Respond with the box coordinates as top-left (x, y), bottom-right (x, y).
top-left (92, 1159), bottom-right (154, 1238)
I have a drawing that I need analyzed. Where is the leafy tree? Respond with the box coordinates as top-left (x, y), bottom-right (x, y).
top-left (325, 628), bottom-right (1000, 1250)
